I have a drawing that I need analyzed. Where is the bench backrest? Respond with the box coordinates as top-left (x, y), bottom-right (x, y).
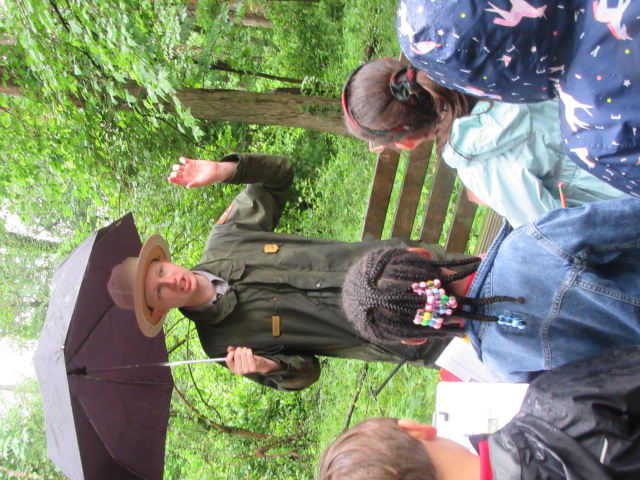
top-left (361, 140), bottom-right (502, 255)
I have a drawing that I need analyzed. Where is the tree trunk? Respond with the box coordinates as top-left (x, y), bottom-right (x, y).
top-left (167, 87), bottom-right (345, 135)
top-left (0, 466), bottom-right (37, 479)
top-left (0, 33), bottom-right (16, 45)
top-left (0, 78), bottom-right (22, 98)
top-left (187, 0), bottom-right (274, 28)
top-left (0, 67), bottom-right (347, 136)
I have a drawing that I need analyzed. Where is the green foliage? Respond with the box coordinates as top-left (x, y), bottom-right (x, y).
top-left (268, 1), bottom-right (345, 83)
top-left (281, 136), bottom-right (375, 241)
top-left (0, 379), bottom-right (65, 479)
top-left (0, 223), bottom-right (63, 340)
top-left (6, 0), bottom-right (201, 133)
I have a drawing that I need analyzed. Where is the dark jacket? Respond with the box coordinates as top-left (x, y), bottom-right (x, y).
top-left (181, 153), bottom-right (471, 390)
top-left (486, 345), bottom-right (640, 479)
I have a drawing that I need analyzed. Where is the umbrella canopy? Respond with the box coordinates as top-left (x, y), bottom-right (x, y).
top-left (34, 213), bottom-right (173, 480)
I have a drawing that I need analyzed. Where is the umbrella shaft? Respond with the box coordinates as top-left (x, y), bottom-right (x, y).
top-left (70, 357), bottom-right (226, 375)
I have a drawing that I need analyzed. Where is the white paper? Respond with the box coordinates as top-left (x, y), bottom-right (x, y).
top-left (433, 382), bottom-right (529, 451)
top-left (435, 337), bottom-right (498, 383)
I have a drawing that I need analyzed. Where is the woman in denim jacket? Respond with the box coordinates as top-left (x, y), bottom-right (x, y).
top-left (342, 196), bottom-right (640, 382)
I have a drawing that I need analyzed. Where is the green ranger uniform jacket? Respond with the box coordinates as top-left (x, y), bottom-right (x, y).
top-left (181, 153), bottom-right (470, 390)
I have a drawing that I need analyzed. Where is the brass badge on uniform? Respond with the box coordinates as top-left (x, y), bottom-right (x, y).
top-left (263, 243), bottom-right (279, 253)
top-left (271, 315), bottom-right (281, 337)
top-left (216, 203), bottom-right (234, 225)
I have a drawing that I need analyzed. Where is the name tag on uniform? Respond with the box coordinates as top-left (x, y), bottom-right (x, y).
top-left (272, 315), bottom-right (281, 337)
top-left (263, 244), bottom-right (279, 253)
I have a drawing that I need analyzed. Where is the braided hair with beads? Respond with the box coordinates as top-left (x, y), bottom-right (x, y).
top-left (341, 247), bottom-right (523, 344)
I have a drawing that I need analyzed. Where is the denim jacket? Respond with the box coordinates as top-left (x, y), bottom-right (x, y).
top-left (465, 197), bottom-right (640, 382)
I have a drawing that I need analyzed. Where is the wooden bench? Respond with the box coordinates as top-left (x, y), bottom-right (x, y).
top-left (361, 139), bottom-right (503, 255)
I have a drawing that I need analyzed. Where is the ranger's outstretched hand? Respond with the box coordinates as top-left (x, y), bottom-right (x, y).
top-left (168, 157), bottom-right (237, 188)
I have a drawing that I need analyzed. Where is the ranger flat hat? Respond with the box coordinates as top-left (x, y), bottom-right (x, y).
top-left (107, 234), bottom-right (171, 338)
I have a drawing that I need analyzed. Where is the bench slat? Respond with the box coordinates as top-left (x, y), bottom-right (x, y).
top-left (361, 149), bottom-right (401, 240)
top-left (474, 209), bottom-right (503, 255)
top-left (390, 140), bottom-right (434, 238)
top-left (361, 140), bottom-right (503, 255)
top-left (419, 158), bottom-right (456, 244)
top-left (445, 187), bottom-right (478, 253)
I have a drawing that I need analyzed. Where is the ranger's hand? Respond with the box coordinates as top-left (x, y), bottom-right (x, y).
top-left (225, 346), bottom-right (284, 375)
top-left (168, 157), bottom-right (236, 188)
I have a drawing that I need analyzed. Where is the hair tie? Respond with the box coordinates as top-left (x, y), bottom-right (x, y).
top-left (390, 67), bottom-right (432, 108)
top-left (411, 279), bottom-right (458, 329)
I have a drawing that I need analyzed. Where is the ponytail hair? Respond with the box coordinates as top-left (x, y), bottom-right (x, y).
top-left (342, 247), bottom-right (522, 344)
top-left (341, 58), bottom-right (476, 155)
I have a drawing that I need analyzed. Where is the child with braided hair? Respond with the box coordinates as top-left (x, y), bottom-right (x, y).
top-left (342, 196), bottom-right (640, 382)
top-left (342, 58), bottom-right (626, 228)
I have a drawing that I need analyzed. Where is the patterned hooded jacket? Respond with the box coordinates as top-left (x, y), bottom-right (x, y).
top-left (397, 0), bottom-right (640, 196)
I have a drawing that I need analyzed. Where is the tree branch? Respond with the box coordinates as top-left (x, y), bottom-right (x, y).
top-left (342, 364), bottom-right (368, 430)
top-left (173, 385), bottom-right (272, 439)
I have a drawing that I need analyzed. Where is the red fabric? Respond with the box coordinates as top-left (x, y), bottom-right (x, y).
top-left (439, 368), bottom-right (463, 382)
top-left (479, 440), bottom-right (493, 480)
top-left (463, 271), bottom-right (477, 296)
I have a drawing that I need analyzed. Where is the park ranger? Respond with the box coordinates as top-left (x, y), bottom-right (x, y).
top-left (108, 153), bottom-right (470, 390)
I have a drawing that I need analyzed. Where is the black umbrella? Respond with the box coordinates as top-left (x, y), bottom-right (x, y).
top-left (34, 213), bottom-right (173, 480)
